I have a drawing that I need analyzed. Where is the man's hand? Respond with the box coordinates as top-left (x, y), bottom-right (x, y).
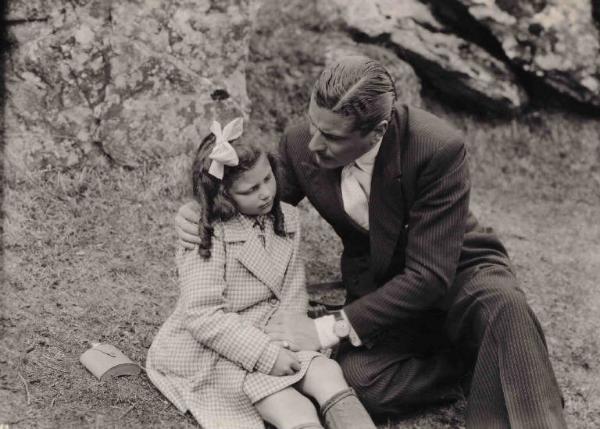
top-left (269, 348), bottom-right (301, 376)
top-left (265, 313), bottom-right (321, 351)
top-left (175, 201), bottom-right (202, 249)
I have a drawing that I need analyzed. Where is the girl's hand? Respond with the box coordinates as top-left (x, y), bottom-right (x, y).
top-left (269, 349), bottom-right (301, 376)
top-left (272, 340), bottom-right (301, 352)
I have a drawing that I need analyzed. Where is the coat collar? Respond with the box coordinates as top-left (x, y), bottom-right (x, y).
top-left (222, 209), bottom-right (298, 242)
top-left (220, 206), bottom-right (297, 297)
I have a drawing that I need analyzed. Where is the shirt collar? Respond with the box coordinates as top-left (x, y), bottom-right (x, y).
top-left (238, 213), bottom-right (272, 231)
top-left (354, 136), bottom-right (383, 174)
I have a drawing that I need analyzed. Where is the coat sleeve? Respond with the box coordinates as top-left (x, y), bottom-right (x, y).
top-left (344, 139), bottom-right (470, 340)
top-left (277, 219), bottom-right (309, 316)
top-left (177, 232), bottom-right (281, 373)
top-left (278, 132), bottom-right (306, 206)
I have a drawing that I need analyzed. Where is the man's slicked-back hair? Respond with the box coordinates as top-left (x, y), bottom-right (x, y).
top-left (313, 56), bottom-right (397, 134)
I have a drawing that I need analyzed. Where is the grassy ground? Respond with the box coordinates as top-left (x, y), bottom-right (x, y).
top-left (2, 105), bottom-right (600, 428)
top-left (0, 108), bottom-right (600, 428)
top-left (3, 0), bottom-right (600, 427)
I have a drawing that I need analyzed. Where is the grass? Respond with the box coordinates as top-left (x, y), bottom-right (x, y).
top-left (3, 0), bottom-right (600, 426)
top-left (2, 105), bottom-right (600, 428)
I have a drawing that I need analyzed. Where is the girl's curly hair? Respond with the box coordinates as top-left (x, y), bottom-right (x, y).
top-left (191, 131), bottom-right (286, 259)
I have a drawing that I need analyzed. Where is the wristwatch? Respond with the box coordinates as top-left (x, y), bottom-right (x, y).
top-left (332, 311), bottom-right (351, 339)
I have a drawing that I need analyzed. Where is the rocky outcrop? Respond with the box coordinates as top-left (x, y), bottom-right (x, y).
top-left (247, 0), bottom-right (421, 140)
top-left (5, 0), bottom-right (258, 169)
top-left (5, 0), bottom-right (600, 171)
top-left (429, 0), bottom-right (600, 110)
top-left (320, 0), bottom-right (528, 116)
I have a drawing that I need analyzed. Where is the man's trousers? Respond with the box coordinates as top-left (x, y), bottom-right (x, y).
top-left (336, 264), bottom-right (567, 428)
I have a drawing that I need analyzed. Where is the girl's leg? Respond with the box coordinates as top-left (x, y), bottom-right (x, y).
top-left (296, 357), bottom-right (376, 429)
top-left (295, 356), bottom-right (349, 406)
top-left (255, 387), bottom-right (323, 429)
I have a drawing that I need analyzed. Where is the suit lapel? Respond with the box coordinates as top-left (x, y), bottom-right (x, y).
top-left (302, 161), bottom-right (341, 201)
top-left (301, 160), bottom-right (347, 217)
top-left (369, 106), bottom-right (408, 280)
top-left (302, 159), bottom-right (371, 232)
top-left (224, 216), bottom-right (294, 298)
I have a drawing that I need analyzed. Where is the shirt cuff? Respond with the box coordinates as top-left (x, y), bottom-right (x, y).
top-left (341, 310), bottom-right (363, 347)
top-left (314, 315), bottom-right (339, 349)
top-left (254, 342), bottom-right (280, 374)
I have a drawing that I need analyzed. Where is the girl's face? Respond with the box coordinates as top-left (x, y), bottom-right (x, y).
top-left (228, 153), bottom-right (277, 216)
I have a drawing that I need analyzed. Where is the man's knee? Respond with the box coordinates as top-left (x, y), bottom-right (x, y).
top-left (337, 355), bottom-right (386, 411)
top-left (481, 286), bottom-right (537, 333)
top-left (338, 354), bottom-right (370, 390)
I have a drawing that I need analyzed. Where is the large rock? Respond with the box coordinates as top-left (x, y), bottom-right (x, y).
top-left (432, 0), bottom-right (600, 109)
top-left (246, 0), bottom-right (421, 141)
top-left (320, 0), bottom-right (528, 116)
top-left (5, 0), bottom-right (259, 169)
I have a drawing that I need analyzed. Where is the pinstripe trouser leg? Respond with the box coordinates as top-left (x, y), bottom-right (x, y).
top-left (445, 264), bottom-right (566, 429)
top-left (337, 264), bottom-right (566, 428)
top-left (336, 315), bottom-right (466, 416)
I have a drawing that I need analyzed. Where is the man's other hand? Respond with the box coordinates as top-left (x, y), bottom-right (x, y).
top-left (175, 201), bottom-right (202, 249)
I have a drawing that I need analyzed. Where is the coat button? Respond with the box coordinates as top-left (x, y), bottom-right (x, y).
top-left (269, 297), bottom-right (278, 306)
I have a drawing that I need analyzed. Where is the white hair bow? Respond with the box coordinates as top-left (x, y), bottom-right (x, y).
top-left (208, 117), bottom-right (243, 179)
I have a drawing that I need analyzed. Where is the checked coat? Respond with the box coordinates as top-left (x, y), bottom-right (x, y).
top-left (277, 104), bottom-right (566, 428)
top-left (146, 203), bottom-right (320, 429)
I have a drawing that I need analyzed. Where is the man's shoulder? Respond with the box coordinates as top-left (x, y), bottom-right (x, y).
top-left (279, 121), bottom-right (313, 164)
top-left (282, 121), bottom-right (311, 146)
top-left (403, 105), bottom-right (463, 145)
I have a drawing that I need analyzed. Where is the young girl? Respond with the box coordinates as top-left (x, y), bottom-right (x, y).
top-left (146, 118), bottom-right (376, 429)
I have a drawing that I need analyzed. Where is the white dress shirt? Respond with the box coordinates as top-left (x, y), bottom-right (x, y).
top-left (315, 137), bottom-right (383, 348)
top-left (340, 138), bottom-right (382, 229)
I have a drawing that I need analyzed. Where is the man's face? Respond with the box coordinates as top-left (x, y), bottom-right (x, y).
top-left (307, 97), bottom-right (378, 169)
top-left (228, 153), bottom-right (277, 216)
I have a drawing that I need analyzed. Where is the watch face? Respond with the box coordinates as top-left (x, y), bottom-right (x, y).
top-left (334, 320), bottom-right (350, 338)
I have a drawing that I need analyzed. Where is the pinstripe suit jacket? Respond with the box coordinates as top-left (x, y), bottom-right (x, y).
top-left (278, 104), bottom-right (511, 345)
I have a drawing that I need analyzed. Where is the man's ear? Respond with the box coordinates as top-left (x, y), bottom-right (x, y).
top-left (371, 120), bottom-right (388, 142)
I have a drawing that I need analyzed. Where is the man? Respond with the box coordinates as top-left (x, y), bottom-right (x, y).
top-left (176, 56), bottom-right (566, 428)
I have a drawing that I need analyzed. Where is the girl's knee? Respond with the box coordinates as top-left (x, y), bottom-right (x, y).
top-left (255, 388), bottom-right (320, 429)
top-left (300, 357), bottom-right (349, 405)
top-left (308, 357), bottom-right (345, 379)
top-left (305, 357), bottom-right (347, 390)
